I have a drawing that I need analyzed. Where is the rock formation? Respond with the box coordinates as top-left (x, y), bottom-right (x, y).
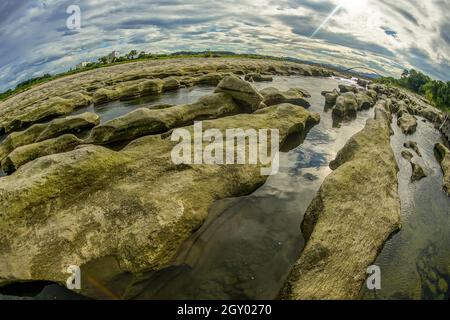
top-left (0, 103), bottom-right (320, 299)
top-left (260, 87), bottom-right (311, 108)
top-left (434, 143), bottom-right (450, 196)
top-left (397, 113), bottom-right (417, 134)
top-left (281, 103), bottom-right (401, 299)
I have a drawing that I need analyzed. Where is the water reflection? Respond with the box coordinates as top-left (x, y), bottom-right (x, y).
top-left (361, 115), bottom-right (450, 300)
top-left (71, 86), bottom-right (214, 124)
top-left (125, 76), bottom-right (374, 299)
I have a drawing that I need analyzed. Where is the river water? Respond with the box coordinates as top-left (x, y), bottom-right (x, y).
top-left (0, 76), bottom-right (448, 300)
top-left (121, 76), bottom-right (375, 299)
top-left (361, 114), bottom-right (450, 300)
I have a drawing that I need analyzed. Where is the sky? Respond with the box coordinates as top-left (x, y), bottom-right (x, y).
top-left (0, 0), bottom-right (449, 92)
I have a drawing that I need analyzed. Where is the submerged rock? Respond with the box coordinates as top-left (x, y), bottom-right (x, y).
top-left (332, 92), bottom-right (358, 119)
top-left (1, 134), bottom-right (82, 174)
top-left (434, 143), bottom-right (450, 196)
top-left (88, 93), bottom-right (241, 145)
top-left (397, 113), bottom-right (417, 134)
top-left (0, 104), bottom-right (320, 298)
top-left (338, 84), bottom-right (358, 93)
top-left (260, 87), bottom-right (311, 108)
top-left (244, 73), bottom-right (273, 82)
top-left (321, 89), bottom-right (339, 106)
top-left (401, 150), bottom-right (414, 161)
top-left (403, 141), bottom-right (422, 157)
top-left (281, 104), bottom-right (401, 300)
top-left (214, 75), bottom-right (264, 111)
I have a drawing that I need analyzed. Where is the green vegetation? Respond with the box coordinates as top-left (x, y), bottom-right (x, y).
top-left (377, 69), bottom-right (450, 112)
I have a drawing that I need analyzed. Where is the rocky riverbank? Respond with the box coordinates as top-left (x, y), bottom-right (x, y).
top-left (0, 65), bottom-right (321, 298)
top-left (280, 101), bottom-right (401, 299)
top-left (0, 58), bottom-right (332, 134)
top-left (0, 58), bottom-right (447, 300)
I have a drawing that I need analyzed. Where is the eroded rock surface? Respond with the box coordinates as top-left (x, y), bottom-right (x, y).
top-left (0, 104), bottom-right (320, 299)
top-left (434, 143), bottom-right (450, 196)
top-left (332, 92), bottom-right (358, 119)
top-left (404, 141), bottom-right (422, 157)
top-left (1, 134), bottom-right (83, 174)
top-left (410, 161), bottom-right (427, 182)
top-left (244, 73), bottom-right (273, 82)
top-left (214, 75), bottom-right (264, 111)
top-left (281, 103), bottom-right (401, 299)
top-left (321, 89), bottom-right (339, 106)
top-left (0, 112), bottom-right (99, 163)
top-left (88, 92), bottom-right (241, 145)
top-left (0, 58), bottom-right (334, 134)
top-left (260, 87), bottom-right (311, 108)
top-left (397, 113), bottom-right (418, 134)
top-left (401, 150), bottom-right (414, 161)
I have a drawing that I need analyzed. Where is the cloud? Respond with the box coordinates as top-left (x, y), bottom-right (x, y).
top-left (0, 0), bottom-right (449, 92)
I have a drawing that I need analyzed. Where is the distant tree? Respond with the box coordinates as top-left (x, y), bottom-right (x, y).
top-left (126, 50), bottom-right (138, 59)
top-left (138, 51), bottom-right (146, 59)
top-left (401, 69), bottom-right (410, 79)
top-left (405, 69), bottom-right (431, 93)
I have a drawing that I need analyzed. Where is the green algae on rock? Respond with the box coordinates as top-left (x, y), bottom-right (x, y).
top-left (1, 134), bottom-right (83, 174)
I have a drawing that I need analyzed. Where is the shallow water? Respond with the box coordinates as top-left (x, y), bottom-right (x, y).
top-left (361, 116), bottom-right (450, 300)
top-left (125, 76), bottom-right (375, 299)
top-left (71, 86), bottom-right (214, 124)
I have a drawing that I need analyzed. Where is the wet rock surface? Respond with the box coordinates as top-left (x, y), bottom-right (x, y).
top-left (434, 143), bottom-right (450, 196)
top-left (404, 141), bottom-right (422, 157)
top-left (410, 161), bottom-right (427, 182)
top-left (398, 113), bottom-right (418, 134)
top-left (260, 87), bottom-right (311, 108)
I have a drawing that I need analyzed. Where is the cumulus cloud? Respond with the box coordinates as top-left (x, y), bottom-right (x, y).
top-left (0, 0), bottom-right (448, 92)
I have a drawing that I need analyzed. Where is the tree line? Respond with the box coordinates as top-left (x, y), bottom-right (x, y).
top-left (377, 69), bottom-right (450, 112)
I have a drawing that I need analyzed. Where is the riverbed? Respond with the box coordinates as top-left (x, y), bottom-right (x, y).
top-left (0, 76), bottom-right (448, 300)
